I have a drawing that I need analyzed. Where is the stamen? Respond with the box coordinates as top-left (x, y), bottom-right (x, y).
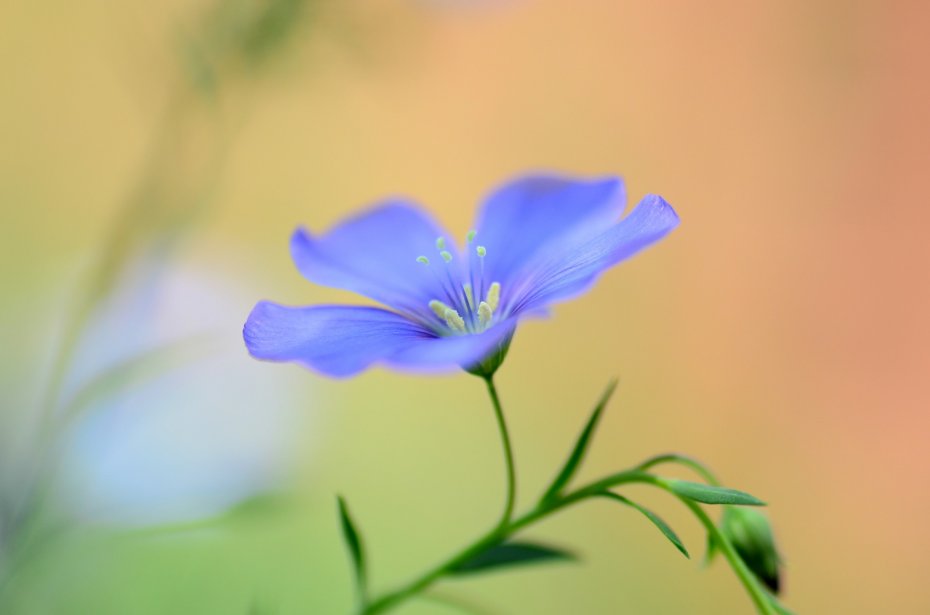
top-left (486, 282), bottom-right (501, 312)
top-left (443, 307), bottom-right (467, 333)
top-left (475, 245), bottom-right (487, 302)
top-left (478, 301), bottom-right (493, 328)
top-left (429, 300), bottom-right (452, 319)
top-left (419, 240), bottom-right (502, 336)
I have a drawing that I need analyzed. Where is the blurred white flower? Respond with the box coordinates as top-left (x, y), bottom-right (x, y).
top-left (59, 254), bottom-right (307, 527)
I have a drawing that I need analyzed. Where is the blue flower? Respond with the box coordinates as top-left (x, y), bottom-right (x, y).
top-left (244, 174), bottom-right (679, 377)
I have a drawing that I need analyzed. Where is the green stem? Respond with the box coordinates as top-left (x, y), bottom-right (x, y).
top-left (675, 497), bottom-right (778, 615)
top-left (637, 453), bottom-right (721, 486)
top-left (360, 469), bottom-right (650, 615)
top-left (484, 376), bottom-right (516, 530)
top-left (360, 378), bottom-right (519, 614)
top-left (359, 403), bottom-right (777, 615)
top-left (586, 471), bottom-right (777, 615)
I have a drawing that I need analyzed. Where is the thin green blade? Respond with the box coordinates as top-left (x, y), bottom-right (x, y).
top-left (336, 495), bottom-right (367, 594)
top-left (599, 492), bottom-right (689, 558)
top-left (668, 480), bottom-right (766, 506)
top-left (704, 532), bottom-right (720, 566)
top-left (450, 541), bottom-right (575, 575)
top-left (540, 379), bottom-right (619, 503)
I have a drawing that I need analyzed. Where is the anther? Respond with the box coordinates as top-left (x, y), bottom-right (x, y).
top-left (486, 282), bottom-right (501, 312)
top-left (440, 250), bottom-right (453, 263)
top-left (443, 308), bottom-right (467, 333)
top-left (476, 246), bottom-right (487, 258)
top-left (429, 300), bottom-right (452, 319)
top-left (436, 237), bottom-right (446, 251)
top-left (466, 229), bottom-right (477, 244)
top-left (416, 256), bottom-right (430, 265)
top-left (478, 302), bottom-right (493, 328)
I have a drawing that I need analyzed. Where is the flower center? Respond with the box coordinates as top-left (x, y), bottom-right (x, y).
top-left (416, 231), bottom-right (502, 335)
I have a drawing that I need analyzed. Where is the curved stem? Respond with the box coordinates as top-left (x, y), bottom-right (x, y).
top-left (637, 453), bottom-right (721, 486)
top-left (484, 376), bottom-right (516, 529)
top-left (359, 403), bottom-right (777, 614)
top-left (361, 376), bottom-right (519, 615)
top-left (360, 470), bottom-right (649, 615)
top-left (565, 472), bottom-right (778, 615)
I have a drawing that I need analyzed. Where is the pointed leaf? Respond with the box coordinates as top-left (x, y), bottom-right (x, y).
top-left (540, 379), bottom-right (618, 503)
top-left (704, 531), bottom-right (720, 566)
top-left (598, 492), bottom-right (689, 558)
top-left (668, 480), bottom-right (765, 506)
top-left (450, 541), bottom-right (575, 575)
top-left (337, 496), bottom-right (367, 592)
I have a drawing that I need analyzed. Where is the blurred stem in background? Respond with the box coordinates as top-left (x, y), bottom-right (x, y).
top-left (0, 0), bottom-right (316, 599)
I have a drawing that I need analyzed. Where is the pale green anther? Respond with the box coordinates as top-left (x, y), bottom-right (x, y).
top-left (464, 283), bottom-right (474, 308)
top-left (466, 229), bottom-right (477, 244)
top-left (429, 300), bottom-right (452, 319)
top-left (435, 236), bottom-right (446, 251)
top-left (440, 250), bottom-right (453, 263)
top-left (416, 256), bottom-right (430, 265)
top-left (478, 301), bottom-right (493, 328)
top-left (430, 299), bottom-right (466, 333)
top-left (486, 282), bottom-right (501, 312)
top-left (476, 245), bottom-right (487, 258)
top-left (443, 308), bottom-right (467, 333)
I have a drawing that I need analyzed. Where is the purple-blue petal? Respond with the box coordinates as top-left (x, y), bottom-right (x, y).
top-left (244, 302), bottom-right (430, 377)
top-left (471, 174), bottom-right (627, 290)
top-left (244, 301), bottom-right (516, 377)
top-left (508, 194), bottom-right (680, 314)
top-left (290, 201), bottom-right (460, 318)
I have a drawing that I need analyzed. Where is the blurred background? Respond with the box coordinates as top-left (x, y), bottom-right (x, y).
top-left (2, 0), bottom-right (929, 613)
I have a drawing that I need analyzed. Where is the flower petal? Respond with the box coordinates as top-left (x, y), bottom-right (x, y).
top-left (244, 302), bottom-right (431, 377)
top-left (508, 194), bottom-right (679, 314)
top-left (290, 201), bottom-right (460, 317)
top-left (244, 302), bottom-right (516, 377)
top-left (471, 174), bottom-right (627, 289)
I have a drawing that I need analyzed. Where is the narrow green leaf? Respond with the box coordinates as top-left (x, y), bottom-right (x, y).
top-left (668, 480), bottom-right (766, 506)
top-left (336, 496), bottom-right (366, 594)
top-left (704, 532), bottom-right (720, 566)
top-left (540, 379), bottom-right (619, 503)
top-left (598, 492), bottom-right (689, 558)
top-left (450, 541), bottom-right (575, 575)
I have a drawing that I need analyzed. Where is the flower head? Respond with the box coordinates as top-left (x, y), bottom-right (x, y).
top-left (244, 174), bottom-right (679, 377)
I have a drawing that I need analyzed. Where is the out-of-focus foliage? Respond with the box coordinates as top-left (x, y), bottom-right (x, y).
top-left (0, 0), bottom-right (321, 609)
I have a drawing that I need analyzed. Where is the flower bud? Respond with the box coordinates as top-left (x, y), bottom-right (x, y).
top-left (720, 507), bottom-right (782, 593)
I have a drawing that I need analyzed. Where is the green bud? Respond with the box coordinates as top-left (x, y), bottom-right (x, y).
top-left (719, 506), bottom-right (782, 594)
